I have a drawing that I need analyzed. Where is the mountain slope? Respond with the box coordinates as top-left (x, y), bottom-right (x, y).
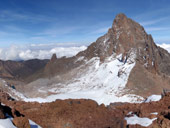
top-left (0, 59), bottom-right (48, 80)
top-left (42, 13), bottom-right (170, 77)
top-left (0, 13), bottom-right (170, 105)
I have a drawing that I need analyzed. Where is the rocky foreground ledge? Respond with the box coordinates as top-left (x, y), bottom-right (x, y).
top-left (0, 90), bottom-right (169, 128)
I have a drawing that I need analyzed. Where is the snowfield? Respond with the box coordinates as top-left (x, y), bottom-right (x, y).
top-left (19, 50), bottom-right (144, 105)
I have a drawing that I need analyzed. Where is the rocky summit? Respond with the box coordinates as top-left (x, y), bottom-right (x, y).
top-left (0, 13), bottom-right (169, 128)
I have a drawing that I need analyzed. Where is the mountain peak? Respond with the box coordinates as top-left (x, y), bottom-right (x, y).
top-left (112, 13), bottom-right (130, 28)
top-left (78, 13), bottom-right (170, 75)
top-left (114, 13), bottom-right (128, 21)
top-left (112, 13), bottom-right (148, 52)
top-left (79, 13), bottom-right (148, 61)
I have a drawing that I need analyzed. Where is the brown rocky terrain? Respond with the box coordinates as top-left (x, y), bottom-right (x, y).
top-left (0, 91), bottom-right (170, 128)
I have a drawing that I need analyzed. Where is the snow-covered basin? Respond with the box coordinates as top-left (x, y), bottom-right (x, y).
top-left (7, 53), bottom-right (163, 106)
top-left (22, 53), bottom-right (146, 105)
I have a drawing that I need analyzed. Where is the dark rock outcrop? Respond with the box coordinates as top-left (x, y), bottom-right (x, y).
top-left (0, 104), bottom-right (5, 119)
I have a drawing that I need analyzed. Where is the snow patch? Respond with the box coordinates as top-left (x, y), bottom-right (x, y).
top-left (145, 95), bottom-right (161, 103)
top-left (29, 120), bottom-right (42, 128)
top-left (75, 56), bottom-right (85, 62)
top-left (125, 114), bottom-right (157, 127)
top-left (103, 37), bottom-right (109, 45)
top-left (0, 118), bottom-right (16, 128)
top-left (150, 112), bottom-right (158, 115)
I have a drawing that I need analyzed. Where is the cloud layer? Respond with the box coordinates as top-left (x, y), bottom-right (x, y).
top-left (0, 43), bottom-right (87, 61)
top-left (158, 43), bottom-right (170, 53)
top-left (0, 43), bottom-right (169, 61)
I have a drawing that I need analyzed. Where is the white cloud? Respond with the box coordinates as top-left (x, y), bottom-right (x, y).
top-left (90, 27), bottom-right (109, 34)
top-left (38, 26), bottom-right (81, 37)
top-left (1, 42), bottom-right (169, 61)
top-left (139, 17), bottom-right (168, 26)
top-left (0, 10), bottom-right (55, 23)
top-left (0, 43), bottom-right (87, 61)
top-left (145, 27), bottom-right (170, 32)
top-left (157, 43), bottom-right (170, 53)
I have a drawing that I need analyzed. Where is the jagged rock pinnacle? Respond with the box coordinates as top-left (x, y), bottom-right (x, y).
top-left (116, 13), bottom-right (127, 18)
top-left (112, 13), bottom-right (128, 27)
top-left (51, 53), bottom-right (57, 62)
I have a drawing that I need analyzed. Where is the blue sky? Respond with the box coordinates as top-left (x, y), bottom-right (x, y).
top-left (0, 0), bottom-right (170, 48)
